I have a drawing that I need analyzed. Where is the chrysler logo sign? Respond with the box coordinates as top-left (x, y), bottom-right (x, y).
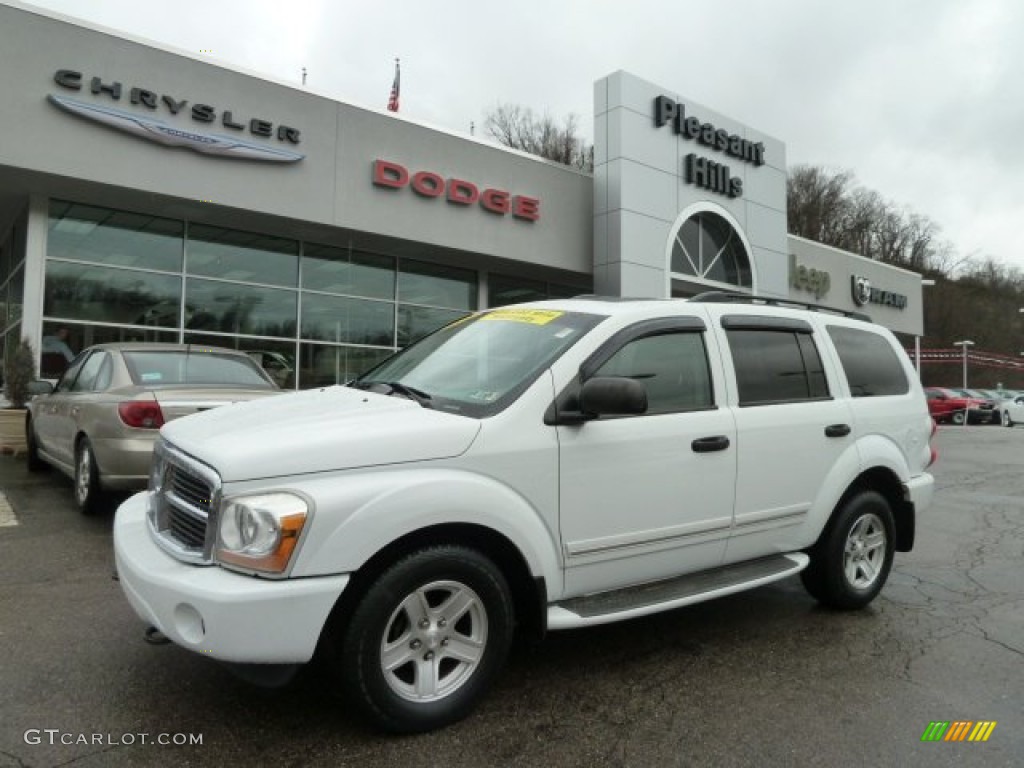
top-left (50, 69), bottom-right (304, 163)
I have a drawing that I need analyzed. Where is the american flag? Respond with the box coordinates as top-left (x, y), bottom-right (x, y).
top-left (387, 58), bottom-right (400, 112)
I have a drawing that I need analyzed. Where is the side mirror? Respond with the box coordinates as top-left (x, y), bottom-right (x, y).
top-left (579, 376), bottom-right (647, 417)
top-left (27, 380), bottom-right (54, 396)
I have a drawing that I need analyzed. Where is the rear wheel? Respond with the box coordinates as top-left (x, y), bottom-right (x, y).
top-left (74, 437), bottom-right (106, 516)
top-left (332, 546), bottom-right (514, 733)
top-left (801, 490), bottom-right (895, 609)
top-left (1003, 410), bottom-right (1015, 428)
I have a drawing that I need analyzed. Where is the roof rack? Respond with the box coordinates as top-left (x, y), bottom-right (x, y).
top-left (688, 291), bottom-right (872, 322)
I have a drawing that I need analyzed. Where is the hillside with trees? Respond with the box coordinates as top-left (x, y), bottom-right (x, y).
top-left (787, 166), bottom-right (1024, 389)
top-left (481, 104), bottom-right (1024, 388)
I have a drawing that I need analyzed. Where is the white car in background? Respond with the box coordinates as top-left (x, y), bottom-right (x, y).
top-left (999, 393), bottom-right (1024, 427)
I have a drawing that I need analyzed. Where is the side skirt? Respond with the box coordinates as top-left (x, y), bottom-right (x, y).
top-left (547, 553), bottom-right (809, 630)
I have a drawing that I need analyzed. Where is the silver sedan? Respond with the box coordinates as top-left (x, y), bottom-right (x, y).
top-left (26, 343), bottom-right (281, 514)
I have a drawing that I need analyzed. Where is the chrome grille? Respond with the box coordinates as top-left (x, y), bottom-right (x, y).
top-left (148, 440), bottom-right (221, 564)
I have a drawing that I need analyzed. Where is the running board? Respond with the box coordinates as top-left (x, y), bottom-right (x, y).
top-left (548, 553), bottom-right (809, 630)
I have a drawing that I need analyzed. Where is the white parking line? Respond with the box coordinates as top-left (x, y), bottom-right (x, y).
top-left (0, 491), bottom-right (17, 527)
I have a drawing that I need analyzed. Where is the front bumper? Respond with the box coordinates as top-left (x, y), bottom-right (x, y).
top-left (113, 492), bottom-right (349, 664)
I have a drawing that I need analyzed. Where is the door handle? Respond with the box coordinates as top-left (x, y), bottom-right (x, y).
top-left (825, 424), bottom-right (851, 438)
top-left (691, 435), bottom-right (730, 453)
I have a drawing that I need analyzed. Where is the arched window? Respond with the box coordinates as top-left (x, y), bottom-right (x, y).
top-left (670, 211), bottom-right (752, 289)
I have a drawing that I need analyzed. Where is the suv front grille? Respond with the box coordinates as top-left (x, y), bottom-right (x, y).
top-left (148, 441), bottom-right (221, 564)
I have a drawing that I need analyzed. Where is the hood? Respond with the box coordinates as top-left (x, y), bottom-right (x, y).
top-left (159, 386), bottom-right (481, 482)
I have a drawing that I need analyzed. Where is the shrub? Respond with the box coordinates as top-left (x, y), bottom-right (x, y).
top-left (4, 338), bottom-right (36, 409)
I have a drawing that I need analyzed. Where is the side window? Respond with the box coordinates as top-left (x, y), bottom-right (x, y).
top-left (827, 325), bottom-right (909, 397)
top-left (54, 351), bottom-right (89, 393)
top-left (71, 352), bottom-right (106, 392)
top-left (93, 354), bottom-right (114, 391)
top-left (727, 329), bottom-right (830, 405)
top-left (593, 332), bottom-right (713, 414)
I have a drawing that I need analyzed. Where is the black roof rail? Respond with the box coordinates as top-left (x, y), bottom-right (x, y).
top-left (570, 294), bottom-right (663, 302)
top-left (688, 291), bottom-right (872, 322)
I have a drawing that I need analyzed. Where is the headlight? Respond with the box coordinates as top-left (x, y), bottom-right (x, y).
top-left (216, 493), bottom-right (309, 574)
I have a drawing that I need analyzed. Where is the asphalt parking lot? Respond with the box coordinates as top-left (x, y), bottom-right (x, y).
top-left (1, 426), bottom-right (1022, 768)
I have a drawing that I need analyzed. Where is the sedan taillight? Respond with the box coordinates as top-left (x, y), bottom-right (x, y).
top-left (118, 401), bottom-right (165, 429)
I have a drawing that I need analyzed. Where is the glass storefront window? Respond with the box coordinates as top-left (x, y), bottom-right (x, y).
top-left (40, 321), bottom-right (179, 378)
top-left (398, 306), bottom-right (471, 347)
top-left (547, 281), bottom-right (590, 299)
top-left (8, 265), bottom-right (24, 329)
top-left (48, 200), bottom-right (183, 272)
top-left (187, 224), bottom-right (299, 287)
top-left (398, 261), bottom-right (476, 310)
top-left (488, 273), bottom-right (589, 306)
top-left (185, 278), bottom-right (297, 339)
top-left (183, 333), bottom-right (297, 388)
top-left (44, 261), bottom-right (181, 327)
top-left (302, 244), bottom-right (395, 299)
top-left (298, 343), bottom-right (394, 389)
top-left (300, 293), bottom-right (394, 346)
top-left (489, 274), bottom-right (547, 307)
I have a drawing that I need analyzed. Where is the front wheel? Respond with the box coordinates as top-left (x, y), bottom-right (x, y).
top-left (801, 490), bottom-right (895, 609)
top-left (334, 546), bottom-right (514, 733)
top-left (1003, 410), bottom-right (1015, 428)
top-left (951, 410), bottom-right (966, 425)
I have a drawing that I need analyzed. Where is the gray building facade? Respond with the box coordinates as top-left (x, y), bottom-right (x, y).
top-left (0, 1), bottom-right (926, 389)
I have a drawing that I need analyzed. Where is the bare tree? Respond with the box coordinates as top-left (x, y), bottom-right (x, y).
top-left (484, 103), bottom-right (594, 172)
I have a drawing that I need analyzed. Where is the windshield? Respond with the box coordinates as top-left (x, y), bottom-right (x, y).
top-left (353, 307), bottom-right (605, 417)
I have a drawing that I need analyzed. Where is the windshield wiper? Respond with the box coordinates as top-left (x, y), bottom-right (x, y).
top-left (353, 380), bottom-right (433, 407)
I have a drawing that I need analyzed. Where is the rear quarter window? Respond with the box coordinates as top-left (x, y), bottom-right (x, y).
top-left (826, 325), bottom-right (909, 397)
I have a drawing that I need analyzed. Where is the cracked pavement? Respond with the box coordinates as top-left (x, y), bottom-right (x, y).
top-left (0, 426), bottom-right (1021, 767)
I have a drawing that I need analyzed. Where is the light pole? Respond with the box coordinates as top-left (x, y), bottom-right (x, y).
top-left (915, 279), bottom-right (936, 375)
top-left (953, 340), bottom-right (974, 390)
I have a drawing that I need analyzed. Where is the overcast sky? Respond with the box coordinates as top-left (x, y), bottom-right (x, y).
top-left (19, 0), bottom-right (1024, 274)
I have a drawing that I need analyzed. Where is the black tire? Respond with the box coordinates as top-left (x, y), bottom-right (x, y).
top-left (333, 546), bottom-right (514, 733)
top-left (801, 490), bottom-right (895, 610)
top-left (74, 437), bottom-right (106, 516)
top-left (1003, 410), bottom-right (1014, 428)
top-left (25, 417), bottom-right (46, 472)
top-left (951, 410), bottom-right (966, 425)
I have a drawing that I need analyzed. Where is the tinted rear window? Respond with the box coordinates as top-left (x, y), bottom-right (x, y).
top-left (123, 350), bottom-right (274, 388)
top-left (826, 326), bottom-right (909, 397)
top-left (727, 329), bottom-right (829, 405)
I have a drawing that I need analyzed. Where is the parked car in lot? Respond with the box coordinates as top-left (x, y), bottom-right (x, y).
top-left (924, 387), bottom-right (996, 425)
top-left (27, 343), bottom-right (280, 514)
top-left (998, 393), bottom-right (1024, 427)
top-left (115, 295), bottom-right (935, 733)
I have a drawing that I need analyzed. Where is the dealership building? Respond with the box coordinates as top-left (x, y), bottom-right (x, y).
top-left (0, 2), bottom-right (928, 387)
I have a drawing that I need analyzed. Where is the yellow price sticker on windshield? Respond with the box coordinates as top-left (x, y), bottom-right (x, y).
top-left (482, 309), bottom-right (564, 325)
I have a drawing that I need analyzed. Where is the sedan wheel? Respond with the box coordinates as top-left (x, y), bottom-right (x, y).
top-left (951, 410), bottom-right (966, 425)
top-left (1004, 410), bottom-right (1015, 428)
top-left (74, 438), bottom-right (106, 516)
